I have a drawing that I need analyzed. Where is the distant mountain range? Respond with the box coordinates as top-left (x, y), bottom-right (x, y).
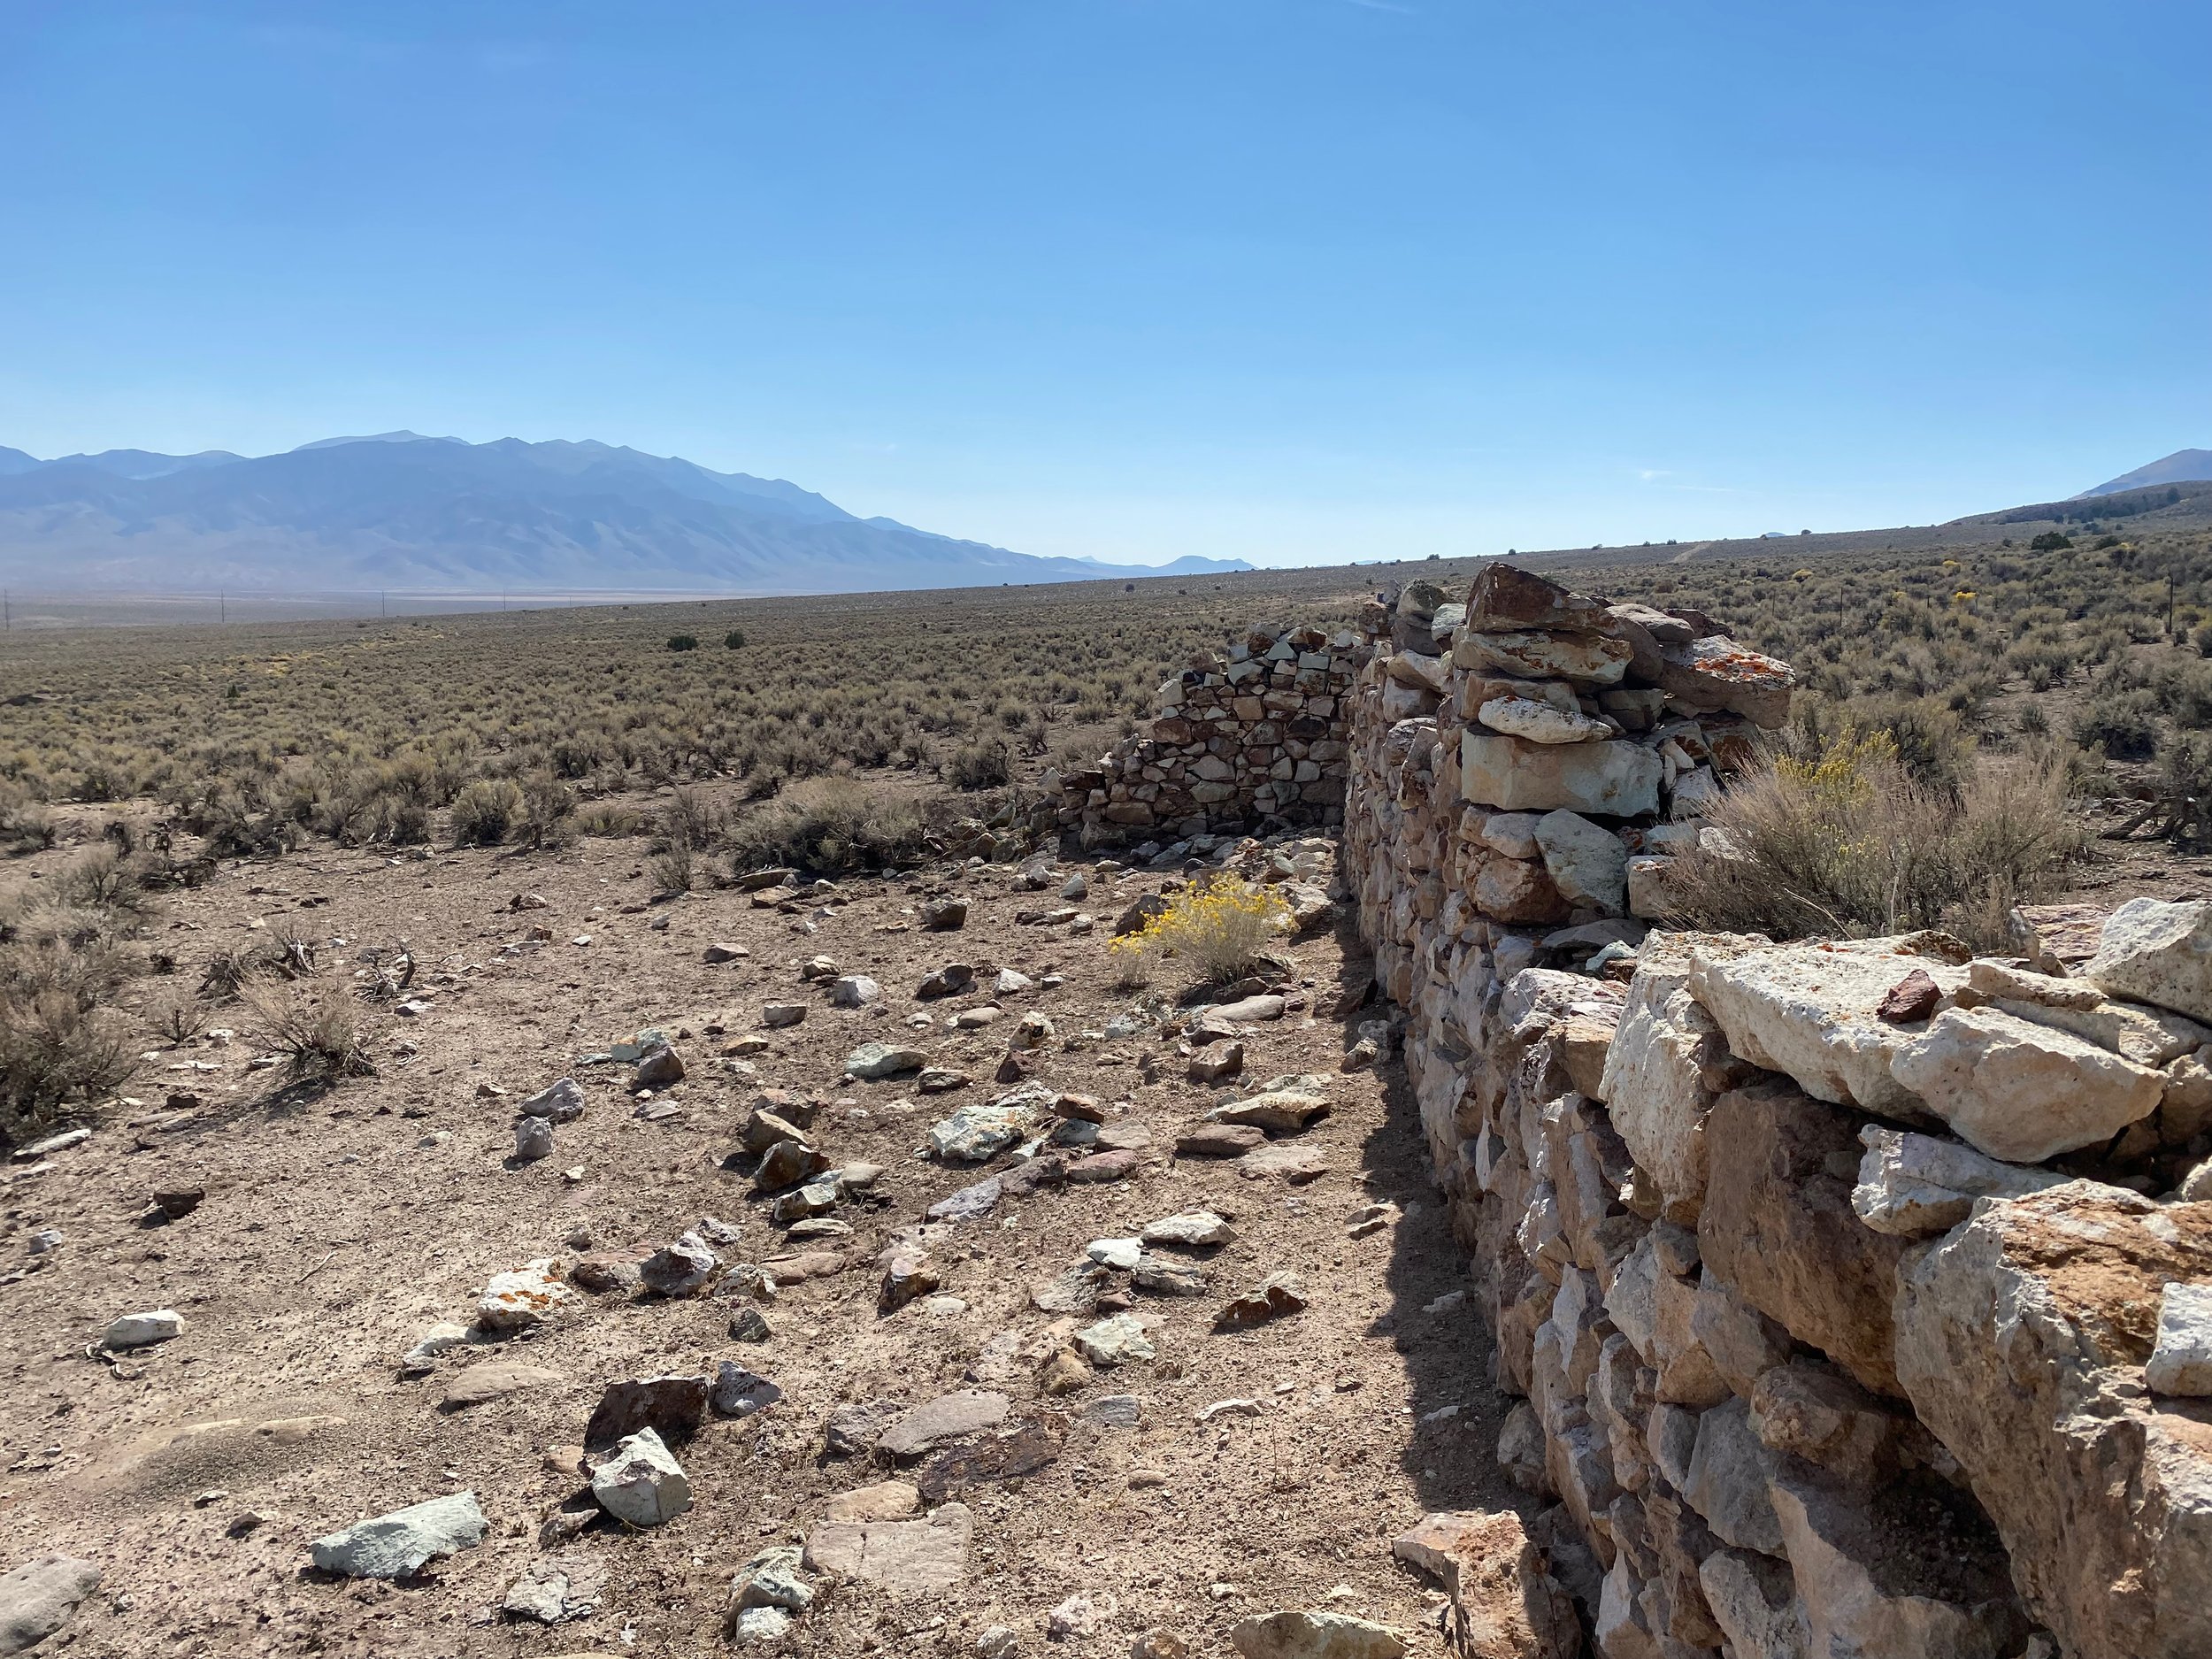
top-left (2077, 449), bottom-right (2212, 498)
top-left (0, 433), bottom-right (1251, 595)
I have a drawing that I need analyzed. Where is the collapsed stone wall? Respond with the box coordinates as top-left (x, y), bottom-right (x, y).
top-left (1340, 564), bottom-right (2212, 1659)
top-left (1051, 624), bottom-right (1362, 852)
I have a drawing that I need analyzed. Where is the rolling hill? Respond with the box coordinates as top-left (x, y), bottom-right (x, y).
top-left (0, 434), bottom-right (1251, 595)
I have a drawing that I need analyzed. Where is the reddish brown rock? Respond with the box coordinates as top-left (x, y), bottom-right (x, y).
top-left (1875, 968), bottom-right (1941, 1025)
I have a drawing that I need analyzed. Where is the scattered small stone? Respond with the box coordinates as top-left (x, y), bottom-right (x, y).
top-left (710, 1362), bottom-right (783, 1417)
top-left (1189, 1043), bottom-right (1246, 1085)
top-left (1074, 1312), bottom-right (1157, 1367)
top-left (847, 1041), bottom-right (929, 1080)
top-left (729, 1308), bottom-right (773, 1343)
top-left (640, 1233), bottom-right (718, 1297)
top-left (922, 897), bottom-right (970, 931)
top-left (917, 1067), bottom-right (971, 1094)
top-left (833, 974), bottom-right (885, 1008)
top-left (728, 1543), bottom-right (815, 1622)
top-left (730, 1606), bottom-right (791, 1643)
top-left (762, 1002), bottom-right (807, 1028)
top-left (501, 1553), bottom-right (605, 1624)
top-left (757, 1138), bottom-right (831, 1189)
top-left (954, 1006), bottom-right (1003, 1029)
top-left (703, 942), bottom-right (749, 964)
top-left (513, 1116), bottom-right (555, 1163)
top-left (1214, 1271), bottom-right (1308, 1333)
top-left (1131, 1254), bottom-right (1209, 1296)
top-left (149, 1183), bottom-right (205, 1220)
top-left (880, 1248), bottom-right (942, 1313)
top-left (1141, 1210), bottom-right (1236, 1248)
top-left (1178, 1122), bottom-right (1265, 1157)
top-left (633, 1043), bottom-right (685, 1089)
top-left (1197, 1398), bottom-right (1263, 1422)
top-left (1039, 1348), bottom-right (1094, 1394)
top-left (400, 1321), bottom-right (472, 1374)
top-left (1053, 1091), bottom-right (1107, 1124)
top-left (1049, 1591), bottom-right (1113, 1639)
top-left (1066, 1148), bottom-right (1143, 1184)
top-left (803, 1499), bottom-right (975, 1592)
top-left (518, 1077), bottom-right (586, 1122)
top-left (1131, 1631), bottom-right (1193, 1659)
top-left (590, 1428), bottom-right (692, 1527)
top-left (918, 963), bottom-right (977, 998)
top-left (995, 969), bottom-right (1036, 995)
top-left (878, 1390), bottom-right (1011, 1460)
top-left (310, 1493), bottom-right (488, 1578)
top-left (1087, 1237), bottom-right (1144, 1269)
top-left (101, 1309), bottom-right (183, 1350)
top-left (1347, 1202), bottom-right (1400, 1239)
top-left (1080, 1394), bottom-right (1141, 1429)
top-left (1206, 1090), bottom-right (1330, 1135)
top-left (441, 1361), bottom-right (563, 1410)
top-left (1237, 1142), bottom-right (1329, 1183)
top-left (1011, 1011), bottom-right (1056, 1050)
top-left (569, 1255), bottom-right (643, 1294)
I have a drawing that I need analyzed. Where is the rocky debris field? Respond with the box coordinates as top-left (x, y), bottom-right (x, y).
top-left (0, 827), bottom-right (1536, 1658)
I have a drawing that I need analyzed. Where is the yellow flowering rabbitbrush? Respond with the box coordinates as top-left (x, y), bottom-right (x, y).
top-left (1108, 877), bottom-right (1291, 984)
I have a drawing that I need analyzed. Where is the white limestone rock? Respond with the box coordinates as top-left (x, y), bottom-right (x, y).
top-left (1688, 940), bottom-right (1969, 1117)
top-left (2084, 896), bottom-right (2212, 1023)
top-left (1849, 1125), bottom-right (2069, 1237)
top-left (1888, 1004), bottom-right (2164, 1164)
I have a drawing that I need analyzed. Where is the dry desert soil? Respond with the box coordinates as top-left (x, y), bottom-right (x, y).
top-left (0, 818), bottom-right (1509, 1658)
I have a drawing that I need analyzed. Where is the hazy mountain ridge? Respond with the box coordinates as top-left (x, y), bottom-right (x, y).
top-left (0, 434), bottom-right (1252, 594)
top-left (2077, 449), bottom-right (2212, 498)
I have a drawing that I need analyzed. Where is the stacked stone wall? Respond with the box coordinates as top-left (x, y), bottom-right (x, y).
top-left (1052, 624), bottom-right (1363, 852)
top-left (1338, 563), bottom-right (2212, 1658)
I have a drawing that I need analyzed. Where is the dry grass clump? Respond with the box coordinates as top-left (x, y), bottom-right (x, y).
top-left (142, 980), bottom-right (209, 1045)
top-left (1665, 730), bottom-right (2085, 951)
top-left (1109, 876), bottom-right (1291, 985)
top-left (726, 779), bottom-right (930, 875)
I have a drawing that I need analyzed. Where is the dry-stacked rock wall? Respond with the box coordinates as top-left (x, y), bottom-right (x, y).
top-left (1340, 564), bottom-right (2212, 1659)
top-left (1053, 624), bottom-right (1362, 850)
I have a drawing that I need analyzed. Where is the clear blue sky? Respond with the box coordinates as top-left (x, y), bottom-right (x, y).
top-left (3, 2), bottom-right (2206, 566)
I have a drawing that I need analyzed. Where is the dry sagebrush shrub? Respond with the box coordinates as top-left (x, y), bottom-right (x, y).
top-left (449, 778), bottom-right (526, 847)
top-left (0, 848), bottom-right (155, 1131)
top-left (1109, 877), bottom-right (1291, 985)
top-left (242, 977), bottom-right (375, 1079)
top-left (1665, 729), bottom-right (2084, 952)
top-left (726, 778), bottom-right (929, 874)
